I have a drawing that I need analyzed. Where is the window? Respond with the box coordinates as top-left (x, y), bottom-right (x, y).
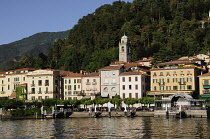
top-left (8, 85), bottom-right (10, 90)
top-left (23, 77), bottom-right (25, 81)
top-left (180, 78), bottom-right (185, 84)
top-left (167, 78), bottom-right (170, 83)
top-left (1, 80), bottom-right (3, 84)
top-left (187, 71), bottom-right (191, 74)
top-left (122, 85), bottom-right (125, 90)
top-left (180, 85), bottom-right (185, 90)
top-left (159, 79), bottom-right (164, 84)
top-left (173, 86), bottom-right (178, 90)
top-left (166, 86), bottom-right (171, 90)
top-left (173, 78), bottom-right (177, 83)
top-left (153, 79), bottom-right (157, 83)
top-left (129, 77), bottom-right (131, 82)
top-left (160, 86), bottom-right (164, 90)
top-left (187, 85), bottom-right (192, 90)
top-left (65, 80), bottom-right (67, 84)
top-left (8, 78), bottom-right (10, 82)
top-left (121, 46), bottom-right (124, 52)
top-left (135, 85), bottom-right (138, 90)
top-left (187, 77), bottom-right (192, 82)
top-left (39, 87), bottom-right (42, 94)
top-left (45, 96), bottom-right (49, 99)
top-left (31, 96), bottom-right (35, 100)
top-left (74, 85), bottom-right (76, 90)
top-left (204, 80), bottom-right (209, 85)
top-left (78, 85), bottom-right (80, 89)
top-left (14, 77), bottom-right (19, 82)
top-left (38, 80), bottom-right (42, 86)
top-left (74, 79), bottom-right (76, 83)
top-left (77, 79), bottom-right (81, 83)
top-left (135, 93), bottom-right (138, 99)
top-left (154, 86), bottom-right (156, 91)
top-left (46, 87), bottom-right (48, 93)
top-left (129, 85), bottom-right (132, 90)
top-left (45, 80), bottom-right (49, 86)
top-left (160, 72), bottom-right (163, 76)
top-left (129, 93), bottom-right (132, 98)
top-left (173, 71), bottom-right (177, 76)
top-left (65, 85), bottom-right (67, 89)
top-left (166, 72), bottom-right (170, 76)
top-left (69, 79), bottom-right (71, 84)
top-left (38, 96), bottom-right (42, 100)
top-left (154, 72), bottom-right (157, 76)
top-left (123, 93), bottom-right (125, 99)
top-left (135, 77), bottom-right (138, 81)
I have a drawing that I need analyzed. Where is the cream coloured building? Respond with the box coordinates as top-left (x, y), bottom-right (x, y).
top-left (0, 68), bottom-right (36, 98)
top-left (198, 73), bottom-right (210, 98)
top-left (27, 69), bottom-right (62, 101)
top-left (63, 73), bottom-right (84, 100)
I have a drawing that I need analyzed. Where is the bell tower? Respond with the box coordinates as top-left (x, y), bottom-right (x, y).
top-left (119, 35), bottom-right (131, 63)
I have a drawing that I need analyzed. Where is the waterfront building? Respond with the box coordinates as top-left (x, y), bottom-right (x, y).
top-left (81, 72), bottom-right (100, 100)
top-left (198, 73), bottom-right (210, 98)
top-left (99, 65), bottom-right (125, 98)
top-left (119, 71), bottom-right (149, 99)
top-left (63, 73), bottom-right (84, 100)
top-left (0, 68), bottom-right (36, 98)
top-left (26, 69), bottom-right (63, 101)
top-left (148, 59), bottom-right (206, 99)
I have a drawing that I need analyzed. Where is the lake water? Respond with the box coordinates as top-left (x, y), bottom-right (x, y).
top-left (0, 117), bottom-right (210, 138)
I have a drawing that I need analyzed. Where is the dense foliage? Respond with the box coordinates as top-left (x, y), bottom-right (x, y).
top-left (12, 0), bottom-right (210, 72)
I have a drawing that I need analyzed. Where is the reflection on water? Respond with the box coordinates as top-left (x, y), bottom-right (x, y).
top-left (1, 117), bottom-right (210, 138)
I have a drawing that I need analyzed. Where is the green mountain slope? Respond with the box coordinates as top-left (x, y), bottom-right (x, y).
top-left (0, 31), bottom-right (69, 70)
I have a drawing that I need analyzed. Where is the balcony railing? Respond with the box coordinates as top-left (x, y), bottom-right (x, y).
top-left (31, 84), bottom-right (35, 87)
top-left (28, 92), bottom-right (35, 94)
top-left (179, 81), bottom-right (186, 85)
top-left (0, 91), bottom-right (5, 94)
top-left (92, 82), bottom-right (97, 85)
top-left (45, 83), bottom-right (49, 86)
top-left (45, 91), bottom-right (53, 94)
top-left (38, 91), bottom-right (42, 94)
top-left (203, 90), bottom-right (210, 94)
top-left (158, 82), bottom-right (165, 86)
top-left (86, 82), bottom-right (91, 85)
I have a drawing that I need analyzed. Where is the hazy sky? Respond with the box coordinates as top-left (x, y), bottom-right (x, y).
top-left (0, 0), bottom-right (133, 45)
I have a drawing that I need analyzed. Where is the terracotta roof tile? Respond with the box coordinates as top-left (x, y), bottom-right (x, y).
top-left (84, 72), bottom-right (99, 77)
top-left (120, 71), bottom-right (143, 76)
top-left (63, 73), bottom-right (85, 78)
top-left (98, 65), bottom-right (123, 70)
top-left (198, 73), bottom-right (210, 77)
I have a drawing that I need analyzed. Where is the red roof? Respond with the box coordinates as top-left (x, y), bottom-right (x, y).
top-left (198, 73), bottom-right (210, 77)
top-left (8, 68), bottom-right (37, 72)
top-left (98, 65), bottom-right (123, 70)
top-left (63, 73), bottom-right (85, 78)
top-left (84, 72), bottom-right (99, 77)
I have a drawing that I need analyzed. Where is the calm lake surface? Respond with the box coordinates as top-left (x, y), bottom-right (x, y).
top-left (0, 117), bottom-right (210, 139)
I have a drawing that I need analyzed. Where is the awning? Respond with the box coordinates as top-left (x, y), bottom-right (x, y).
top-left (200, 95), bottom-right (210, 98)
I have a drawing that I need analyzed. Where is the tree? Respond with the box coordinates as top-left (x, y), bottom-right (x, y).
top-left (124, 98), bottom-right (138, 107)
top-left (139, 97), bottom-right (154, 107)
top-left (110, 95), bottom-right (122, 109)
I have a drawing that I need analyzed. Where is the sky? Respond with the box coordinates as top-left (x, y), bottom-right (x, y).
top-left (0, 0), bottom-right (133, 45)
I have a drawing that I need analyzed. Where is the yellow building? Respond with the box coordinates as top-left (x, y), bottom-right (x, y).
top-left (198, 73), bottom-right (210, 98)
top-left (148, 60), bottom-right (205, 99)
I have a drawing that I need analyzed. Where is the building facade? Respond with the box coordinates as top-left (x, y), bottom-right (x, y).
top-left (99, 65), bottom-right (125, 98)
top-left (198, 73), bottom-right (210, 98)
top-left (81, 72), bottom-right (100, 100)
top-left (119, 71), bottom-right (149, 99)
top-left (27, 69), bottom-right (62, 101)
top-left (63, 73), bottom-right (84, 100)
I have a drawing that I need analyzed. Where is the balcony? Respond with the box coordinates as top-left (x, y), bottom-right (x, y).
top-left (92, 82), bottom-right (97, 85)
top-left (203, 90), bottom-right (210, 94)
top-left (0, 91), bottom-right (5, 94)
top-left (86, 82), bottom-right (91, 85)
top-left (38, 91), bottom-right (42, 94)
top-left (45, 91), bottom-right (53, 94)
top-left (187, 73), bottom-right (192, 76)
top-left (158, 82), bottom-right (165, 86)
top-left (29, 91), bottom-right (35, 94)
top-left (31, 84), bottom-right (35, 87)
top-left (86, 88), bottom-right (91, 91)
top-left (45, 83), bottom-right (49, 86)
top-left (179, 82), bottom-right (186, 85)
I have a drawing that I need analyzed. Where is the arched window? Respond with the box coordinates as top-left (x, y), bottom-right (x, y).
top-left (121, 46), bottom-right (124, 52)
top-left (103, 87), bottom-right (108, 92)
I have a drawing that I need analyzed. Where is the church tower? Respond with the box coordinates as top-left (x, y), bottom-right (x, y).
top-left (119, 35), bottom-right (131, 63)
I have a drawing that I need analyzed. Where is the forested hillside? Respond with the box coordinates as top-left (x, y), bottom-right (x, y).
top-left (13, 0), bottom-right (210, 72)
top-left (0, 31), bottom-right (69, 70)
